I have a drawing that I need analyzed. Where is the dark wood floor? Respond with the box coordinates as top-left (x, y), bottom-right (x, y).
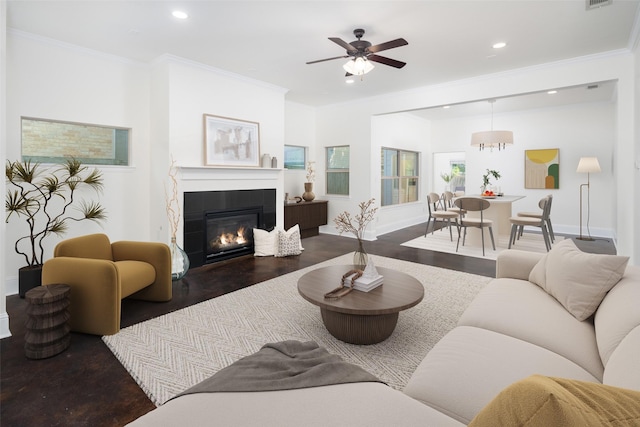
top-left (0, 223), bottom-right (495, 426)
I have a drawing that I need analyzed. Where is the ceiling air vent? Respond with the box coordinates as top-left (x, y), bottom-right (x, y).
top-left (586, 0), bottom-right (613, 10)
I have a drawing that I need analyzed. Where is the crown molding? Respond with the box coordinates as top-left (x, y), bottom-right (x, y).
top-left (7, 29), bottom-right (148, 67)
top-left (151, 53), bottom-right (289, 95)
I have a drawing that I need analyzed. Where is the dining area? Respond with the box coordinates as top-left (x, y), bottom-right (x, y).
top-left (409, 187), bottom-right (555, 260)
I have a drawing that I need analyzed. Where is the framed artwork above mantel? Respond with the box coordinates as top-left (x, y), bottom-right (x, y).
top-left (203, 114), bottom-right (260, 167)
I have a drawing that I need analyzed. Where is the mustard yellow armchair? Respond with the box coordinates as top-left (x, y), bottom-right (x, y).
top-left (42, 233), bottom-right (172, 335)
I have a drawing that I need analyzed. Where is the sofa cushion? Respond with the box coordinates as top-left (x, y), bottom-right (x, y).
top-left (469, 375), bottom-right (640, 427)
top-left (528, 239), bottom-right (629, 321)
top-left (595, 265), bottom-right (640, 368)
top-left (127, 382), bottom-right (465, 427)
top-left (458, 278), bottom-right (603, 380)
top-left (402, 326), bottom-right (599, 424)
top-left (602, 325), bottom-right (640, 391)
top-left (116, 260), bottom-right (156, 298)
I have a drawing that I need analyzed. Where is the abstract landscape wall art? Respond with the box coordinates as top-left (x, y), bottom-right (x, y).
top-left (525, 149), bottom-right (559, 189)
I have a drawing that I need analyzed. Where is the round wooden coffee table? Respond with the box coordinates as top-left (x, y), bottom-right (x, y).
top-left (297, 265), bottom-right (424, 345)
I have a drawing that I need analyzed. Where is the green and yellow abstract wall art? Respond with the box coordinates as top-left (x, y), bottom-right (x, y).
top-left (525, 148), bottom-right (559, 189)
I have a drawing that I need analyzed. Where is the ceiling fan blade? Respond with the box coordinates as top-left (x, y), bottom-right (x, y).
top-left (367, 38), bottom-right (408, 54)
top-left (367, 54), bottom-right (406, 69)
top-left (306, 55), bottom-right (349, 65)
top-left (329, 37), bottom-right (358, 53)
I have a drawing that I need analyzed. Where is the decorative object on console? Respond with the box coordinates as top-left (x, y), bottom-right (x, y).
top-left (6, 158), bottom-right (106, 297)
top-left (261, 153), bottom-right (271, 168)
top-left (203, 114), bottom-right (260, 167)
top-left (302, 161), bottom-right (316, 202)
top-left (576, 156), bottom-right (601, 241)
top-left (333, 198), bottom-right (378, 267)
top-left (471, 99), bottom-right (513, 151)
top-left (165, 157), bottom-right (189, 280)
top-left (525, 148), bottom-right (560, 189)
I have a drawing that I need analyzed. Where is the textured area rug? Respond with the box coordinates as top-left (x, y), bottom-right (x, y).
top-left (402, 229), bottom-right (561, 260)
top-left (103, 254), bottom-right (491, 406)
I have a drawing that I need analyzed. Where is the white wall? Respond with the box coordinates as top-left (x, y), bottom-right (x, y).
top-left (371, 113), bottom-right (430, 237)
top-left (284, 101), bottom-right (316, 200)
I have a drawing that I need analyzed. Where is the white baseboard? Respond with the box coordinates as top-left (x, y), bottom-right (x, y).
top-left (0, 312), bottom-right (12, 339)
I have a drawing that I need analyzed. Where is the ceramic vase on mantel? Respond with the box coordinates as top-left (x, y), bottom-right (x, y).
top-left (170, 237), bottom-right (190, 281)
top-left (302, 182), bottom-right (315, 202)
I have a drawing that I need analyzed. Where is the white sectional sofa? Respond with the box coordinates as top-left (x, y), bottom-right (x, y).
top-left (130, 240), bottom-right (640, 426)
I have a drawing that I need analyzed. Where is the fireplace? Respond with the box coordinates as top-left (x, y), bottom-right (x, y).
top-left (205, 207), bottom-right (261, 262)
top-left (183, 189), bottom-right (276, 268)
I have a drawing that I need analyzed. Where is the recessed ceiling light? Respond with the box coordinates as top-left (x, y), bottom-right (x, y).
top-left (345, 78), bottom-right (355, 84)
top-left (443, 105), bottom-right (450, 109)
top-left (172, 10), bottom-right (189, 19)
top-left (492, 42), bottom-right (507, 49)
top-left (547, 90), bottom-right (558, 95)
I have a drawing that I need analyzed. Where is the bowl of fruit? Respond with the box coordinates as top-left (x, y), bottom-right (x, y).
top-left (481, 190), bottom-right (497, 199)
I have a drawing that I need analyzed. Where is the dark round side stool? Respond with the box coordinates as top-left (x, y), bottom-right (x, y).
top-left (24, 284), bottom-right (71, 359)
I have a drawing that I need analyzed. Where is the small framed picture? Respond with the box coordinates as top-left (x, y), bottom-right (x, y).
top-left (203, 114), bottom-right (260, 167)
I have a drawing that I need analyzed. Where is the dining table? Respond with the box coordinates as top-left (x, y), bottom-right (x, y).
top-left (461, 195), bottom-right (526, 247)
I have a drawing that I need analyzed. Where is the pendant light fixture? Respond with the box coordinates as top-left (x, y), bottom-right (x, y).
top-left (471, 99), bottom-right (514, 151)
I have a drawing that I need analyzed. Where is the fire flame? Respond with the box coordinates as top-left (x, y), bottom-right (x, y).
top-left (211, 226), bottom-right (248, 248)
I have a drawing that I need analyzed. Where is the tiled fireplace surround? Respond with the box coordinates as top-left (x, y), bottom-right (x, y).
top-left (179, 167), bottom-right (280, 268)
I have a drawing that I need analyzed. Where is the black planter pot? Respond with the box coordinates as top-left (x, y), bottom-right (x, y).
top-left (19, 265), bottom-right (43, 298)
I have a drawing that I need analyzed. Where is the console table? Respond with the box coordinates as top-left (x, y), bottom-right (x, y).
top-left (284, 200), bottom-right (328, 238)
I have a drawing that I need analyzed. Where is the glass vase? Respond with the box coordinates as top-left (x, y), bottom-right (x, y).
top-left (353, 238), bottom-right (368, 268)
top-left (170, 237), bottom-right (190, 281)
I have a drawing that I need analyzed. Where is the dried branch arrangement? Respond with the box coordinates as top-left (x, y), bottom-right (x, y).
top-left (165, 157), bottom-right (180, 239)
top-left (333, 198), bottom-right (378, 240)
top-left (306, 161), bottom-right (315, 183)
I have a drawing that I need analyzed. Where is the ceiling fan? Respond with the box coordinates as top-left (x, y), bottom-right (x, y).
top-left (306, 28), bottom-right (408, 77)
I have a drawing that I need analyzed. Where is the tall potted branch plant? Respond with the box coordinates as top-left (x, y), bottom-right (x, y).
top-left (6, 158), bottom-right (107, 297)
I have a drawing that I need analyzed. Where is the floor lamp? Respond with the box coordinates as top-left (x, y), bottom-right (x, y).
top-left (576, 157), bottom-right (601, 241)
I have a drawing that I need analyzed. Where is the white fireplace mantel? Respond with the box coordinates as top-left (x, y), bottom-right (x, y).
top-left (179, 166), bottom-right (282, 181)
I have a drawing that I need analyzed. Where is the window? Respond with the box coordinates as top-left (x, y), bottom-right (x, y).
top-left (21, 117), bottom-right (130, 166)
top-left (284, 145), bottom-right (306, 169)
top-left (381, 148), bottom-right (419, 206)
top-left (326, 146), bottom-right (349, 195)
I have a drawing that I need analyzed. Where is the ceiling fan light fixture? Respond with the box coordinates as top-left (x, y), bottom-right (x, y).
top-left (343, 57), bottom-right (374, 76)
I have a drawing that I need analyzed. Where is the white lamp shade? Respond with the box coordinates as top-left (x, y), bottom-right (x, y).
top-left (343, 57), bottom-right (375, 75)
top-left (470, 130), bottom-right (514, 148)
top-left (576, 157), bottom-right (601, 173)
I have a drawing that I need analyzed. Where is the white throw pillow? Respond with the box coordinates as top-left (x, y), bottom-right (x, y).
top-left (253, 225), bottom-right (304, 257)
top-left (528, 239), bottom-right (629, 321)
top-left (253, 228), bottom-right (277, 257)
